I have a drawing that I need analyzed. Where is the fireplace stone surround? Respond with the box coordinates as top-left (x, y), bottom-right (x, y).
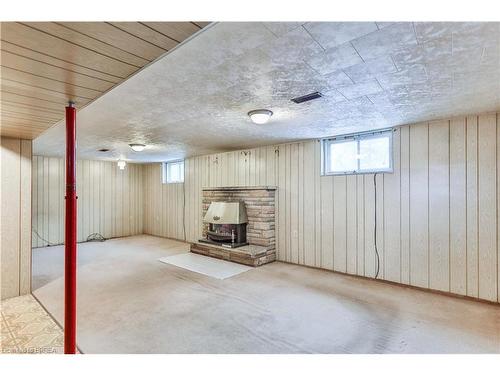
top-left (190, 186), bottom-right (277, 267)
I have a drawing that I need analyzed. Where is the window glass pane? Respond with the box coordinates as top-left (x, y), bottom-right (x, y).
top-left (165, 161), bottom-right (184, 183)
top-left (359, 135), bottom-right (390, 171)
top-left (170, 163), bottom-right (179, 182)
top-left (329, 140), bottom-right (358, 173)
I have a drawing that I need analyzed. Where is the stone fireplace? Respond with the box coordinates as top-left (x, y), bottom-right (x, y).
top-left (190, 186), bottom-right (277, 267)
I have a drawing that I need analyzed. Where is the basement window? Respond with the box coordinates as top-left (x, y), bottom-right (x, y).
top-left (321, 129), bottom-right (393, 175)
top-left (162, 160), bottom-right (184, 184)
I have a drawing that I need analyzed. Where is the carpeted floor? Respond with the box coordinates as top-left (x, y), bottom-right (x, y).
top-left (32, 235), bottom-right (500, 354)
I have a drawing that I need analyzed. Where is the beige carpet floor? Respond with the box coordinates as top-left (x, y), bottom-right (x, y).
top-left (32, 235), bottom-right (500, 354)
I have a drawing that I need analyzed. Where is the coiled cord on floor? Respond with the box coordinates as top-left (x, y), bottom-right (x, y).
top-left (374, 173), bottom-right (380, 279)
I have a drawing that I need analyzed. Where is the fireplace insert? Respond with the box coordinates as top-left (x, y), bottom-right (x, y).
top-left (199, 201), bottom-right (248, 248)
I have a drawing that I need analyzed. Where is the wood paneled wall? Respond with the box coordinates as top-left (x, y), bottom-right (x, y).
top-left (144, 112), bottom-right (500, 303)
top-left (32, 157), bottom-right (143, 247)
top-left (143, 164), bottom-right (186, 240)
top-left (1, 137), bottom-right (32, 300)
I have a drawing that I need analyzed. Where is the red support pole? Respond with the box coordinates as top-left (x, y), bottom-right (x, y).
top-left (64, 102), bottom-right (77, 354)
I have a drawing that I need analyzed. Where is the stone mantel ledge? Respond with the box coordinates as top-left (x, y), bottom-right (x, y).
top-left (202, 186), bottom-right (277, 191)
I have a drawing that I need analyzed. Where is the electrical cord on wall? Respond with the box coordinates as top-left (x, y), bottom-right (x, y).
top-left (33, 229), bottom-right (108, 247)
top-left (373, 173), bottom-right (380, 279)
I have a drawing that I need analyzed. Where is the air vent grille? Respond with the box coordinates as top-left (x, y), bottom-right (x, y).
top-left (291, 91), bottom-right (323, 104)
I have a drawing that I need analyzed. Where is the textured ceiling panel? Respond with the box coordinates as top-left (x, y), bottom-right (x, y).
top-left (33, 22), bottom-right (500, 162)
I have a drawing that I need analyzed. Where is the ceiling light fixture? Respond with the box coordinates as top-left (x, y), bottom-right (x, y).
top-left (129, 143), bottom-right (146, 152)
top-left (248, 109), bottom-right (273, 124)
top-left (117, 160), bottom-right (126, 170)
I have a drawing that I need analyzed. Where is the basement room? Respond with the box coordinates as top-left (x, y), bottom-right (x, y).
top-left (1, 1), bottom-right (500, 370)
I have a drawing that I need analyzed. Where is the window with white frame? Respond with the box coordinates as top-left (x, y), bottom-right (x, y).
top-left (321, 129), bottom-right (393, 175)
top-left (162, 160), bottom-right (184, 184)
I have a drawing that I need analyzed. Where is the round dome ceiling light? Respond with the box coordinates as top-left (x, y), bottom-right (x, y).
top-left (129, 143), bottom-right (146, 152)
top-left (248, 109), bottom-right (273, 124)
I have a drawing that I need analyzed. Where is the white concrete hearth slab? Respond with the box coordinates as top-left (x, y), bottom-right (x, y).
top-left (159, 253), bottom-right (252, 280)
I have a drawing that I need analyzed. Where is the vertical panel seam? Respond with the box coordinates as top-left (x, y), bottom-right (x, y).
top-left (427, 122), bottom-right (430, 288)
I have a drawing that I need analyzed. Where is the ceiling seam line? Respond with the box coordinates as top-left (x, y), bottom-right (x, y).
top-left (104, 22), bottom-right (170, 52)
top-left (0, 89), bottom-right (78, 106)
top-left (1, 65), bottom-right (108, 92)
top-left (52, 22), bottom-right (156, 64)
top-left (138, 22), bottom-right (182, 44)
top-left (2, 78), bottom-right (97, 100)
top-left (0, 99), bottom-right (65, 114)
top-left (17, 22), bottom-right (147, 69)
top-left (0, 39), bottom-right (128, 80)
top-left (1, 49), bottom-right (119, 84)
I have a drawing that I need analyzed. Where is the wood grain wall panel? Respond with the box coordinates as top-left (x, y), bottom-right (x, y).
top-left (466, 115), bottom-right (479, 298)
top-left (1, 137), bottom-right (32, 300)
top-left (498, 113), bottom-right (500, 303)
top-left (130, 111), bottom-right (500, 303)
top-left (297, 143), bottom-right (304, 265)
top-left (409, 122), bottom-right (429, 288)
top-left (141, 163), bottom-right (186, 240)
top-left (1, 138), bottom-right (21, 299)
top-left (384, 128), bottom-right (401, 283)
top-left (290, 143), bottom-right (299, 264)
top-left (32, 156), bottom-right (38, 248)
top-left (303, 141), bottom-right (316, 267)
top-left (346, 175), bottom-right (357, 274)
top-left (32, 157), bottom-right (143, 246)
top-left (333, 176), bottom-right (347, 273)
top-left (314, 141), bottom-right (322, 268)
top-left (449, 117), bottom-right (467, 295)
top-left (320, 175), bottom-right (334, 269)
top-left (284, 145), bottom-right (291, 262)
top-left (356, 174), bottom-right (365, 276)
top-left (477, 114), bottom-right (497, 301)
top-left (375, 173), bottom-right (385, 279)
top-left (19, 139), bottom-right (32, 295)
top-left (363, 174), bottom-right (375, 278)
top-left (428, 120), bottom-right (450, 292)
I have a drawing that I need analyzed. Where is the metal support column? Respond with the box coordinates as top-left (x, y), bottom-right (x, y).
top-left (64, 101), bottom-right (77, 354)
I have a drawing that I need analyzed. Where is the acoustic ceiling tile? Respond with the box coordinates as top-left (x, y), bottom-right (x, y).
top-left (306, 42), bottom-right (363, 75)
top-left (337, 79), bottom-right (383, 100)
top-left (343, 56), bottom-right (397, 83)
top-left (351, 22), bottom-right (418, 61)
top-left (303, 22), bottom-right (378, 51)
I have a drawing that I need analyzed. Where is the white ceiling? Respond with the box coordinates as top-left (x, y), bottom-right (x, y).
top-left (34, 22), bottom-right (500, 162)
